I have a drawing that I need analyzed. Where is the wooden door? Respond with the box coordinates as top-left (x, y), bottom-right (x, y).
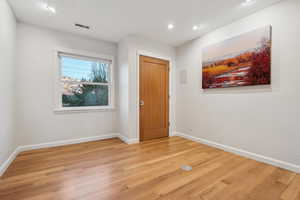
top-left (139, 55), bottom-right (169, 141)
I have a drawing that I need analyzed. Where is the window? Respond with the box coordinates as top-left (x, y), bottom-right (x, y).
top-left (55, 50), bottom-right (114, 112)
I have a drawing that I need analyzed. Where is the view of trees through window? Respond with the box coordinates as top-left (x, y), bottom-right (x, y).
top-left (60, 55), bottom-right (111, 107)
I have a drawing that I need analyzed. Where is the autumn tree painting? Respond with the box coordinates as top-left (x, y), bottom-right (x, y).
top-left (202, 26), bottom-right (271, 89)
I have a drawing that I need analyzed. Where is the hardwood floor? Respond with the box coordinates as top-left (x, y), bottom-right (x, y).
top-left (0, 137), bottom-right (299, 200)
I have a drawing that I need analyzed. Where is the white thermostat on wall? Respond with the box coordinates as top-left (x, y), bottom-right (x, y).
top-left (180, 70), bottom-right (187, 85)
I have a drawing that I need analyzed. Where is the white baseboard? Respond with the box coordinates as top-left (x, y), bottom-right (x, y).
top-left (0, 134), bottom-right (119, 177)
top-left (173, 132), bottom-right (300, 173)
top-left (18, 134), bottom-right (119, 152)
top-left (169, 132), bottom-right (176, 137)
top-left (118, 134), bottom-right (139, 144)
top-left (4, 131), bottom-right (297, 177)
top-left (0, 148), bottom-right (20, 177)
top-left (0, 133), bottom-right (142, 177)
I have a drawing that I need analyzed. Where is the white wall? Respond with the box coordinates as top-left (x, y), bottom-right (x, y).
top-left (118, 35), bottom-right (176, 141)
top-left (16, 23), bottom-right (119, 146)
top-left (176, 0), bottom-right (300, 168)
top-left (118, 38), bottom-right (130, 139)
top-left (0, 0), bottom-right (17, 169)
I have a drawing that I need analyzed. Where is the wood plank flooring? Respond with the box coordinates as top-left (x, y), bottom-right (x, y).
top-left (0, 137), bottom-right (299, 200)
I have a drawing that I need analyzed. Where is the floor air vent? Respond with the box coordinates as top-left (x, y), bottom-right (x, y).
top-left (181, 165), bottom-right (192, 171)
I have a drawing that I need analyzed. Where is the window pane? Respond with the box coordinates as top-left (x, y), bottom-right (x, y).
top-left (62, 83), bottom-right (109, 107)
top-left (60, 56), bottom-right (110, 83)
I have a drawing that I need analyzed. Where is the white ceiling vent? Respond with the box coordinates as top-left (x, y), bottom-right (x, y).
top-left (75, 23), bottom-right (90, 30)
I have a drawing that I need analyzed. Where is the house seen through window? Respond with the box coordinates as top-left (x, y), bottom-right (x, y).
top-left (59, 53), bottom-right (112, 108)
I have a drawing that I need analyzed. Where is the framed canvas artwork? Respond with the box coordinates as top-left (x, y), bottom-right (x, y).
top-left (202, 26), bottom-right (271, 89)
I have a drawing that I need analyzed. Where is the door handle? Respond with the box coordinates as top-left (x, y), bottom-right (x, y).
top-left (140, 100), bottom-right (145, 106)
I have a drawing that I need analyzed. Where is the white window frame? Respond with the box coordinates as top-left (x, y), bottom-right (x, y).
top-left (53, 48), bottom-right (115, 113)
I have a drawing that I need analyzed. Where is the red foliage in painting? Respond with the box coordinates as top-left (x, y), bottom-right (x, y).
top-left (202, 72), bottom-right (213, 89)
top-left (247, 43), bottom-right (271, 85)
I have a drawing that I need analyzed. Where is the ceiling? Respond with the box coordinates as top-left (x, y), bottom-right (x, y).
top-left (8, 0), bottom-right (282, 46)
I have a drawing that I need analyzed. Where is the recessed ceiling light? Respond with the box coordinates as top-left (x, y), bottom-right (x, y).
top-left (242, 0), bottom-right (255, 6)
top-left (42, 1), bottom-right (56, 13)
top-left (47, 5), bottom-right (56, 13)
top-left (192, 25), bottom-right (204, 31)
top-left (168, 24), bottom-right (174, 30)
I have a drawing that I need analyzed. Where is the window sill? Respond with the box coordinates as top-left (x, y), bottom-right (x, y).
top-left (54, 106), bottom-right (116, 114)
